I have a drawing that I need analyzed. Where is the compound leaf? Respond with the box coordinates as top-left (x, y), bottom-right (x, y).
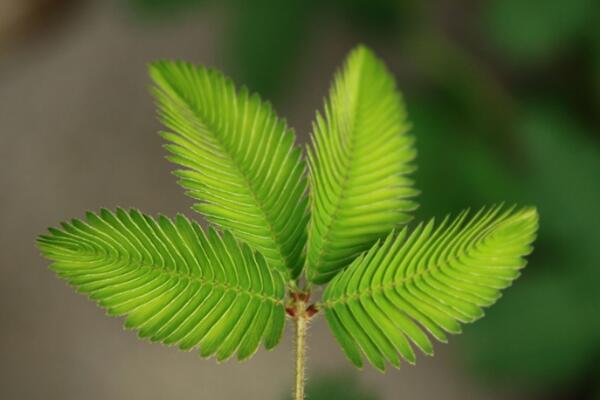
top-left (321, 205), bottom-right (538, 370)
top-left (150, 61), bottom-right (308, 278)
top-left (37, 209), bottom-right (287, 362)
top-left (306, 46), bottom-right (417, 284)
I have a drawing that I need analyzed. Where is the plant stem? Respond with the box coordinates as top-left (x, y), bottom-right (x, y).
top-left (294, 298), bottom-right (307, 400)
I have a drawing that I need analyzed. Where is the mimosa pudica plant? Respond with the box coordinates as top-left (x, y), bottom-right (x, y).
top-left (37, 45), bottom-right (539, 400)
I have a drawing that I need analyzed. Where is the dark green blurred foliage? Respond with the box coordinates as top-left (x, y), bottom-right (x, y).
top-left (127, 0), bottom-right (307, 96)
top-left (484, 0), bottom-right (593, 63)
top-left (457, 103), bottom-right (600, 389)
top-left (284, 372), bottom-right (379, 400)
top-left (125, 0), bottom-right (417, 98)
top-left (123, 0), bottom-right (600, 394)
top-left (226, 0), bottom-right (309, 96)
top-left (410, 91), bottom-right (600, 392)
top-left (328, 0), bottom-right (408, 34)
top-left (406, 2), bottom-right (600, 390)
top-left (594, 25), bottom-right (600, 110)
top-left (408, 97), bottom-right (520, 217)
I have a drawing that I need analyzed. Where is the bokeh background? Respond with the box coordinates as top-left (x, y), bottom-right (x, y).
top-left (1, 0), bottom-right (599, 399)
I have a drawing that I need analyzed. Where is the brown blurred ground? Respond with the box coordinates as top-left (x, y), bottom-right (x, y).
top-left (0, 2), bottom-right (530, 399)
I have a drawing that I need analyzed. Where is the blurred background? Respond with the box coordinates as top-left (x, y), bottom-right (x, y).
top-left (1, 0), bottom-right (599, 399)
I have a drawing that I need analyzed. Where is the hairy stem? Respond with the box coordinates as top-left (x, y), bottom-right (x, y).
top-left (294, 298), bottom-right (308, 400)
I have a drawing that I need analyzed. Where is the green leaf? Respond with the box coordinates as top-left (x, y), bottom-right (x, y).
top-left (306, 46), bottom-right (417, 284)
top-left (149, 61), bottom-right (308, 278)
top-left (321, 205), bottom-right (538, 371)
top-left (37, 209), bottom-right (287, 362)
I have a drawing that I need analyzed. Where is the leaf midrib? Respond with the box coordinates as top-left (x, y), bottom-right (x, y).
top-left (67, 246), bottom-right (284, 305)
top-left (311, 52), bottom-right (366, 273)
top-left (321, 261), bottom-right (443, 308)
top-left (165, 80), bottom-right (292, 273)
